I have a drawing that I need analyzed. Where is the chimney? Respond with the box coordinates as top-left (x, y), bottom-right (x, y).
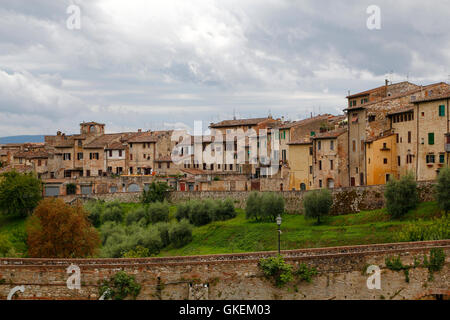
top-left (385, 79), bottom-right (389, 87)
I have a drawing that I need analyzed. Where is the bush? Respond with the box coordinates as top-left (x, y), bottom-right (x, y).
top-left (66, 183), bottom-right (77, 195)
top-left (126, 206), bottom-right (148, 226)
top-left (213, 198), bottom-right (237, 221)
top-left (155, 222), bottom-right (171, 248)
top-left (0, 234), bottom-right (13, 257)
top-left (188, 200), bottom-right (212, 226)
top-left (169, 219), bottom-right (193, 248)
top-left (148, 202), bottom-right (170, 224)
top-left (384, 173), bottom-right (418, 219)
top-left (246, 192), bottom-right (284, 222)
top-left (435, 167), bottom-right (450, 215)
top-left (0, 171), bottom-right (42, 217)
top-left (85, 200), bottom-right (104, 227)
top-left (303, 189), bottom-right (333, 224)
top-left (175, 202), bottom-right (190, 222)
top-left (246, 192), bottom-right (262, 221)
top-left (102, 201), bottom-right (124, 224)
top-left (396, 216), bottom-right (450, 242)
top-left (259, 255), bottom-right (293, 288)
top-left (142, 182), bottom-right (171, 204)
top-left (122, 246), bottom-right (150, 258)
top-left (99, 271), bottom-right (141, 300)
top-left (27, 198), bottom-right (100, 258)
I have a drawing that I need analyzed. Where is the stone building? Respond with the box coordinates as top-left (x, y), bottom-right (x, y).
top-left (365, 133), bottom-right (398, 185)
top-left (312, 128), bottom-right (348, 189)
top-left (286, 138), bottom-right (313, 191)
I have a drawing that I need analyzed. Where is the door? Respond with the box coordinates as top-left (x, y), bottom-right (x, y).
top-left (327, 179), bottom-right (335, 189)
top-left (350, 177), bottom-right (356, 186)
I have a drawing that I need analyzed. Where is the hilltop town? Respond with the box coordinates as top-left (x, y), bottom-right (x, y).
top-left (1, 80), bottom-right (449, 197)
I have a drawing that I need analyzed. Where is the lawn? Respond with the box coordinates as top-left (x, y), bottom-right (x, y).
top-left (157, 201), bottom-right (444, 257)
top-left (0, 201), bottom-right (444, 258)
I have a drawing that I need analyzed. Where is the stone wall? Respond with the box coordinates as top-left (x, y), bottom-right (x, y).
top-left (61, 181), bottom-right (436, 215)
top-left (0, 240), bottom-right (448, 300)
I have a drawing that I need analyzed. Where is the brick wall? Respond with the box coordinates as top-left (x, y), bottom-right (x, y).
top-left (0, 240), bottom-right (448, 300)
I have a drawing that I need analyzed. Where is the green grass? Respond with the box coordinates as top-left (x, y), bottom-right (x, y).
top-left (158, 201), bottom-right (444, 257)
top-left (0, 201), bottom-right (444, 258)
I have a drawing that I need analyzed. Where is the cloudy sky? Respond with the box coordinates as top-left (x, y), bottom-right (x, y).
top-left (0, 0), bottom-right (449, 136)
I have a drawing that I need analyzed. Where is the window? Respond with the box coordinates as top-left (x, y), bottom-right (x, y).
top-left (77, 153), bottom-right (83, 160)
top-left (421, 112), bottom-right (425, 117)
top-left (63, 153), bottom-right (71, 161)
top-left (107, 166), bottom-right (112, 173)
top-left (282, 150), bottom-right (287, 161)
top-left (318, 141), bottom-right (321, 150)
top-left (109, 150), bottom-right (113, 157)
top-left (309, 166), bottom-right (312, 174)
top-left (89, 153), bottom-right (99, 160)
top-left (426, 154), bottom-right (435, 163)
top-left (310, 131), bottom-right (315, 137)
top-left (408, 131), bottom-right (411, 143)
top-left (230, 164), bottom-right (233, 170)
top-left (439, 154), bottom-right (445, 163)
top-left (352, 140), bottom-right (356, 152)
top-left (361, 140), bottom-right (364, 151)
top-left (319, 180), bottom-right (322, 188)
top-left (386, 174), bottom-right (390, 183)
top-left (167, 162), bottom-right (170, 169)
top-left (428, 133), bottom-right (434, 145)
top-left (78, 140), bottom-right (82, 147)
top-left (86, 170), bottom-right (91, 177)
top-left (130, 154), bottom-right (133, 160)
top-left (330, 140), bottom-right (334, 150)
top-left (368, 115), bottom-right (376, 122)
top-left (309, 147), bottom-right (313, 155)
top-left (158, 163), bottom-right (162, 169)
top-left (119, 150), bottom-right (123, 157)
top-left (98, 170), bottom-right (102, 176)
top-left (383, 158), bottom-right (388, 164)
top-left (129, 143), bottom-right (133, 148)
top-left (439, 105), bottom-right (445, 117)
top-left (319, 160), bottom-right (322, 170)
top-left (38, 160), bottom-right (42, 166)
top-left (64, 170), bottom-right (71, 178)
top-left (330, 160), bottom-right (334, 170)
top-left (398, 156), bottom-right (401, 166)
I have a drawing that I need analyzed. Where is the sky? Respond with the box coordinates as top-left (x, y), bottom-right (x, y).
top-left (0, 0), bottom-right (449, 137)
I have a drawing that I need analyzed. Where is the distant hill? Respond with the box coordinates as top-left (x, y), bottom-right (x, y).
top-left (0, 135), bottom-right (45, 144)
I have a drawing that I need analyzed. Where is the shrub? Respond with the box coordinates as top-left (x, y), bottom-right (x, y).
top-left (295, 263), bottom-right (318, 283)
top-left (188, 200), bottom-right (212, 226)
top-left (126, 206), bottom-right (148, 226)
top-left (99, 271), bottom-right (141, 300)
top-left (435, 167), bottom-right (450, 215)
top-left (0, 234), bottom-right (13, 257)
top-left (84, 200), bottom-right (104, 227)
top-left (0, 171), bottom-right (42, 217)
top-left (175, 202), bottom-right (190, 222)
top-left (303, 189), bottom-right (333, 224)
top-left (122, 246), bottom-right (150, 258)
top-left (155, 222), bottom-right (171, 248)
top-left (259, 255), bottom-right (293, 288)
top-left (384, 173), bottom-right (418, 219)
top-left (148, 201), bottom-right (170, 224)
top-left (169, 219), bottom-right (193, 248)
top-left (213, 198), bottom-right (236, 221)
top-left (27, 198), bottom-right (100, 258)
top-left (102, 201), bottom-right (124, 224)
top-left (396, 216), bottom-right (450, 242)
top-left (246, 192), bottom-right (262, 221)
top-left (141, 182), bottom-right (171, 204)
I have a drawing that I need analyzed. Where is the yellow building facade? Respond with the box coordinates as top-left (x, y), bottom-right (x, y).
top-left (366, 133), bottom-right (399, 185)
top-left (287, 139), bottom-right (313, 190)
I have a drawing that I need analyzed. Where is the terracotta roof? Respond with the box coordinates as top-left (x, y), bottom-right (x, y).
top-left (412, 90), bottom-right (450, 103)
top-left (279, 114), bottom-right (331, 129)
top-left (81, 121), bottom-right (105, 126)
top-left (287, 138), bottom-right (312, 145)
top-left (314, 128), bottom-right (347, 140)
top-left (127, 132), bottom-right (158, 143)
top-left (106, 141), bottom-right (126, 150)
top-left (84, 134), bottom-right (123, 149)
top-left (366, 132), bottom-right (396, 143)
top-left (346, 84), bottom-right (388, 99)
top-left (387, 106), bottom-right (415, 116)
top-left (14, 149), bottom-right (50, 159)
top-left (54, 137), bottom-right (75, 148)
top-left (0, 164), bottom-right (33, 174)
top-left (210, 117), bottom-right (275, 128)
top-left (154, 155), bottom-right (172, 162)
top-left (181, 168), bottom-right (207, 175)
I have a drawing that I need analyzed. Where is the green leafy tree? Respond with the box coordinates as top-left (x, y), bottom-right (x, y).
top-left (99, 271), bottom-right (141, 300)
top-left (0, 171), bottom-right (42, 217)
top-left (303, 189), bottom-right (333, 224)
top-left (169, 219), bottom-right (193, 248)
top-left (435, 167), bottom-right (450, 215)
top-left (245, 192), bottom-right (262, 221)
top-left (384, 173), bottom-right (418, 219)
top-left (141, 182), bottom-right (171, 204)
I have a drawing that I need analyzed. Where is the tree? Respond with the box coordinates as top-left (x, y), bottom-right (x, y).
top-left (0, 171), bottom-right (42, 217)
top-left (384, 173), bottom-right (418, 219)
top-left (435, 167), bottom-right (450, 215)
top-left (141, 182), bottom-right (171, 204)
top-left (26, 198), bottom-right (100, 258)
top-left (303, 189), bottom-right (333, 224)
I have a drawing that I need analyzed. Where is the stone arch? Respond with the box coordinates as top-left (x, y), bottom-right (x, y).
top-left (127, 183), bottom-right (140, 192)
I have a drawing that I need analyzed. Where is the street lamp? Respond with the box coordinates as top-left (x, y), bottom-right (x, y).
top-left (276, 215), bottom-right (282, 255)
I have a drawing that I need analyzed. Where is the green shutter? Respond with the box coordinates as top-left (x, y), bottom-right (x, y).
top-left (440, 154), bottom-right (445, 163)
top-left (439, 105), bottom-right (445, 116)
top-left (310, 131), bottom-right (315, 136)
top-left (428, 133), bottom-right (434, 145)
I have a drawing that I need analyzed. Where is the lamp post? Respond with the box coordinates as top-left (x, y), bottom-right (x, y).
top-left (276, 215), bottom-right (282, 255)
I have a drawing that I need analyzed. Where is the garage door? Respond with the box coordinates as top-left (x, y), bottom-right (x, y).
top-left (45, 186), bottom-right (60, 197)
top-left (81, 186), bottom-right (93, 195)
